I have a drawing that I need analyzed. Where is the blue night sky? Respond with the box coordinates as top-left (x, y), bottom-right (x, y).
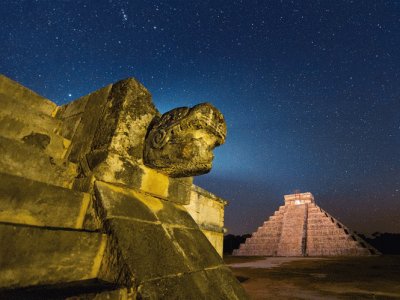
top-left (1, 1), bottom-right (399, 234)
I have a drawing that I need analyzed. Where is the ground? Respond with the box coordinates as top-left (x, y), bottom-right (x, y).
top-left (225, 255), bottom-right (400, 299)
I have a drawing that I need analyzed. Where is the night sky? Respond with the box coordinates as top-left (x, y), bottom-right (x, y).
top-left (1, 1), bottom-right (399, 235)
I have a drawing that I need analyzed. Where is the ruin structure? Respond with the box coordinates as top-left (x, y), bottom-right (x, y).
top-left (185, 185), bottom-right (228, 257)
top-left (234, 192), bottom-right (379, 256)
top-left (0, 75), bottom-right (247, 299)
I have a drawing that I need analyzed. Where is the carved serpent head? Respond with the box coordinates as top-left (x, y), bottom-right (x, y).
top-left (143, 103), bottom-right (226, 177)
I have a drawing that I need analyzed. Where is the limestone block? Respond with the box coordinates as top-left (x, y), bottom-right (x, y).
top-left (94, 181), bottom-right (225, 281)
top-left (0, 173), bottom-right (91, 229)
top-left (0, 75), bottom-right (56, 116)
top-left (58, 113), bottom-right (82, 141)
top-left (106, 219), bottom-right (191, 282)
top-left (89, 152), bottom-right (192, 205)
top-left (167, 176), bottom-right (193, 205)
top-left (96, 179), bottom-right (226, 274)
top-left (94, 181), bottom-right (198, 228)
top-left (202, 229), bottom-right (224, 257)
top-left (0, 94), bottom-right (62, 131)
top-left (167, 227), bottom-right (223, 271)
top-left (138, 267), bottom-right (247, 299)
top-left (60, 85), bottom-right (112, 162)
top-left (0, 114), bottom-right (70, 159)
top-left (57, 93), bottom-right (92, 119)
top-left (90, 78), bottom-right (157, 160)
top-left (203, 266), bottom-right (249, 300)
top-left (0, 223), bottom-right (107, 289)
top-left (94, 181), bottom-right (158, 222)
top-left (138, 271), bottom-right (210, 299)
top-left (184, 184), bottom-right (227, 255)
top-left (0, 136), bottom-right (77, 188)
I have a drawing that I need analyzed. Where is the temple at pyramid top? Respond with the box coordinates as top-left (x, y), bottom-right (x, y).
top-left (234, 192), bottom-right (379, 257)
top-left (284, 192), bottom-right (314, 205)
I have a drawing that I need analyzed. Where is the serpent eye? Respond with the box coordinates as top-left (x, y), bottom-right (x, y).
top-left (151, 129), bottom-right (168, 149)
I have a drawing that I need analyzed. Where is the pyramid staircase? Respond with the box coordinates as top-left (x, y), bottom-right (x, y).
top-left (233, 192), bottom-right (379, 256)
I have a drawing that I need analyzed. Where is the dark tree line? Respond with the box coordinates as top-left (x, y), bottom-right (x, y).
top-left (359, 232), bottom-right (400, 255)
top-left (223, 234), bottom-right (251, 254)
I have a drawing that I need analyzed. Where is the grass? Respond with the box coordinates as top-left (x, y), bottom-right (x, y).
top-left (225, 255), bottom-right (400, 299)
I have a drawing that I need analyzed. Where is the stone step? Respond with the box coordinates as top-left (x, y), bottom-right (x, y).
top-left (245, 239), bottom-right (280, 246)
top-left (233, 249), bottom-right (265, 256)
top-left (255, 229), bottom-right (281, 235)
top-left (308, 214), bottom-right (330, 220)
top-left (0, 136), bottom-right (77, 188)
top-left (0, 172), bottom-right (92, 229)
top-left (262, 223), bottom-right (283, 228)
top-left (0, 75), bottom-right (57, 116)
top-left (308, 219), bottom-right (336, 225)
top-left (269, 215), bottom-right (283, 221)
top-left (308, 236), bottom-right (354, 242)
top-left (308, 208), bottom-right (322, 213)
top-left (0, 223), bottom-right (107, 289)
top-left (308, 229), bottom-right (348, 236)
top-left (234, 203), bottom-right (285, 256)
top-left (309, 240), bottom-right (361, 246)
top-left (308, 224), bottom-right (340, 231)
top-left (0, 109), bottom-right (71, 159)
top-left (307, 248), bottom-right (370, 256)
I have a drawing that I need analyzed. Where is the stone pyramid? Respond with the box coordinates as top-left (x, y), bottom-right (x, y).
top-left (233, 192), bottom-right (379, 256)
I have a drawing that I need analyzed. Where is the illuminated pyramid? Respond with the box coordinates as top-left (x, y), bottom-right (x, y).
top-left (233, 192), bottom-right (379, 256)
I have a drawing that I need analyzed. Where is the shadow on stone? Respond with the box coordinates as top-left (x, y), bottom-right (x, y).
top-left (0, 279), bottom-right (119, 300)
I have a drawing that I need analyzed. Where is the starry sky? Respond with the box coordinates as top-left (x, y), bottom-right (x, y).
top-left (1, 1), bottom-right (399, 235)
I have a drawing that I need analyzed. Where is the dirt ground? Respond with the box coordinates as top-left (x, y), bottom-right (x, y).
top-left (225, 255), bottom-right (400, 300)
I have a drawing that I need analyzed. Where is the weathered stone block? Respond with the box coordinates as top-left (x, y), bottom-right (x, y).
top-left (0, 173), bottom-right (90, 229)
top-left (59, 85), bottom-right (112, 162)
top-left (94, 181), bottom-right (158, 222)
top-left (0, 224), bottom-right (107, 289)
top-left (204, 266), bottom-right (249, 300)
top-left (91, 155), bottom-right (192, 204)
top-left (0, 136), bottom-right (77, 188)
top-left (184, 184), bottom-right (227, 256)
top-left (0, 116), bottom-right (70, 159)
top-left (167, 227), bottom-right (223, 271)
top-left (138, 270), bottom-right (210, 299)
top-left (168, 177), bottom-right (193, 204)
top-left (0, 93), bottom-right (70, 159)
top-left (201, 229), bottom-right (224, 257)
top-left (94, 181), bottom-right (198, 229)
top-left (0, 94), bottom-right (62, 131)
top-left (90, 78), bottom-right (157, 160)
top-left (107, 219), bottom-right (191, 281)
top-left (0, 75), bottom-right (56, 116)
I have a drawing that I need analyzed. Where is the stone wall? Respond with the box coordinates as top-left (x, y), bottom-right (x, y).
top-left (185, 185), bottom-right (227, 256)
